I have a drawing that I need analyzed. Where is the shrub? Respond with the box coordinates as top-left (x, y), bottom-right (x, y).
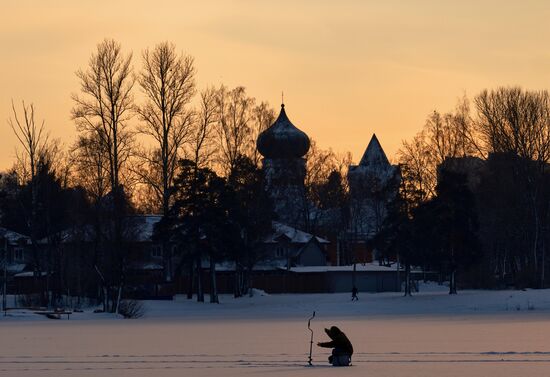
top-left (118, 299), bottom-right (145, 319)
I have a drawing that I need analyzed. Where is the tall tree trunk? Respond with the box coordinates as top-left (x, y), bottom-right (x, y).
top-left (449, 245), bottom-right (457, 294)
top-left (115, 283), bottom-right (123, 314)
top-left (396, 254), bottom-right (400, 292)
top-left (449, 269), bottom-right (457, 294)
top-left (532, 197), bottom-right (539, 273)
top-left (210, 257), bottom-right (219, 304)
top-left (247, 265), bottom-right (254, 297)
top-left (352, 262), bottom-right (357, 290)
top-left (234, 265), bottom-right (241, 298)
top-left (196, 257), bottom-right (204, 302)
top-left (187, 262), bottom-right (194, 300)
top-left (163, 241), bottom-right (172, 282)
top-left (404, 263), bottom-right (412, 296)
top-left (540, 240), bottom-right (546, 289)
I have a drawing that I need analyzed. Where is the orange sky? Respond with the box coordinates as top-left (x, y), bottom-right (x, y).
top-left (2, 0), bottom-right (550, 170)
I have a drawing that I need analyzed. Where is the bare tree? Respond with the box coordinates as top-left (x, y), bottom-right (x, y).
top-left (248, 102), bottom-right (275, 166)
top-left (135, 42), bottom-right (196, 216)
top-left (71, 39), bottom-right (135, 313)
top-left (398, 130), bottom-right (436, 203)
top-left (8, 100), bottom-right (49, 184)
top-left (305, 140), bottom-right (338, 194)
top-left (427, 97), bottom-right (478, 162)
top-left (304, 140), bottom-right (340, 229)
top-left (474, 87), bottom-right (550, 287)
top-left (72, 38), bottom-right (135, 194)
top-left (215, 86), bottom-right (255, 175)
top-left (399, 88), bottom-right (550, 289)
top-left (186, 87), bottom-right (218, 169)
top-left (7, 100), bottom-right (62, 305)
top-left (71, 135), bottom-right (109, 203)
top-left (398, 96), bottom-right (478, 203)
top-left (474, 87), bottom-right (550, 163)
top-left (7, 100), bottom-right (47, 249)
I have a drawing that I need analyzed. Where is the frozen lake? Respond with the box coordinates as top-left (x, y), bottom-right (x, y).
top-left (2, 287), bottom-right (550, 376)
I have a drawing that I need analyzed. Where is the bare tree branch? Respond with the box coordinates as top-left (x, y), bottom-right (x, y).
top-left (135, 42), bottom-right (196, 216)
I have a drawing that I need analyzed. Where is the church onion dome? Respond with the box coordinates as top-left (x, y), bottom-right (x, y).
top-left (257, 104), bottom-right (310, 159)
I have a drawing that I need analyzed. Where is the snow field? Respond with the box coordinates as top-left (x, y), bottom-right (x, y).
top-left (2, 286), bottom-right (550, 376)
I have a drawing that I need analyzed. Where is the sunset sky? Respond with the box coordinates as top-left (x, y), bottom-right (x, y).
top-left (2, 0), bottom-right (550, 170)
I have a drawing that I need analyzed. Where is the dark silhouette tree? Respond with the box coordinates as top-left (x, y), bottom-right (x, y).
top-left (227, 155), bottom-right (274, 297)
top-left (214, 86), bottom-right (275, 174)
top-left (135, 41), bottom-right (196, 282)
top-left (474, 87), bottom-right (550, 287)
top-left (372, 169), bottom-right (422, 296)
top-left (135, 41), bottom-right (195, 216)
top-left (159, 159), bottom-right (234, 303)
top-left (72, 39), bottom-right (135, 313)
top-left (72, 39), bottom-right (135, 195)
top-left (433, 169), bottom-right (481, 294)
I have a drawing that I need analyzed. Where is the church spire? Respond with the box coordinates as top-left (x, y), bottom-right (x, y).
top-left (359, 134), bottom-right (390, 167)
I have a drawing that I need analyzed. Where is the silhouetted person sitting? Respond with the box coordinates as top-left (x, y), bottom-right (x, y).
top-left (317, 326), bottom-right (354, 366)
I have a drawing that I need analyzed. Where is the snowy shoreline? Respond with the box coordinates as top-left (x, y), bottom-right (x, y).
top-left (3, 284), bottom-right (550, 323)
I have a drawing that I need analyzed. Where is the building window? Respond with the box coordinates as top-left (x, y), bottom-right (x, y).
top-left (151, 245), bottom-right (162, 258)
top-left (13, 248), bottom-right (24, 262)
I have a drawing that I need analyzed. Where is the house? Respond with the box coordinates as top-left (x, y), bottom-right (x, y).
top-left (34, 215), bottom-right (174, 299)
top-left (262, 222), bottom-right (329, 268)
top-left (0, 227), bottom-right (41, 295)
top-left (0, 227), bottom-right (32, 277)
top-left (285, 264), bottom-right (403, 293)
top-left (32, 215), bottom-right (333, 299)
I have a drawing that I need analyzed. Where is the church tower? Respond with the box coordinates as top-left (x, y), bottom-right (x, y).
top-left (257, 104), bottom-right (310, 226)
top-left (349, 134), bottom-right (396, 181)
top-left (347, 134), bottom-right (400, 239)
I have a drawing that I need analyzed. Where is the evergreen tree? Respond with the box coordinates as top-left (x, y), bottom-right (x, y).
top-left (159, 159), bottom-right (234, 303)
top-left (373, 174), bottom-right (420, 296)
top-left (433, 169), bottom-right (481, 294)
top-left (227, 155), bottom-right (274, 297)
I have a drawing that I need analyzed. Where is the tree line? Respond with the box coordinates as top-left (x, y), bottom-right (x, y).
top-left (381, 87), bottom-right (550, 294)
top-left (4, 39), bottom-right (546, 305)
top-left (0, 39), bottom-right (348, 310)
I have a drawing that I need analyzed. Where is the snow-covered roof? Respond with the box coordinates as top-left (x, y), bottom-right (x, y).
top-left (40, 225), bottom-right (95, 244)
top-left (0, 227), bottom-right (31, 245)
top-left (128, 262), bottom-right (163, 271)
top-left (286, 263), bottom-right (422, 273)
top-left (264, 222), bottom-right (329, 244)
top-left (14, 271), bottom-right (47, 278)
top-left (1, 263), bottom-right (26, 273)
top-left (203, 262), bottom-right (421, 273)
top-left (124, 215), bottom-right (162, 242)
top-left (211, 261), bottom-right (287, 272)
top-left (42, 215), bottom-right (163, 244)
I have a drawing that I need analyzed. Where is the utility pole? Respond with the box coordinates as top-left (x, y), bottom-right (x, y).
top-left (396, 254), bottom-right (400, 293)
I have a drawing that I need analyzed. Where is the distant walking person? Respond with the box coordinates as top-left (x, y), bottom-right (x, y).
top-left (351, 286), bottom-right (359, 301)
top-left (317, 326), bottom-right (354, 366)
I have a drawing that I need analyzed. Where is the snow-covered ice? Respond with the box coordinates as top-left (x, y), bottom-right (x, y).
top-left (2, 284), bottom-right (550, 376)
